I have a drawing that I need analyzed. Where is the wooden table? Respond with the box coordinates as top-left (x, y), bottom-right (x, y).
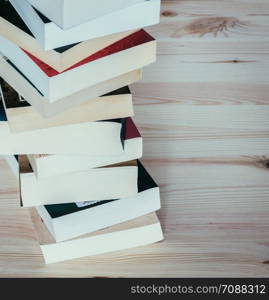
top-left (0, 0), bottom-right (269, 277)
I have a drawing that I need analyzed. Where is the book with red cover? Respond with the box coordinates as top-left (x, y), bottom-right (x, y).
top-left (23, 30), bottom-right (154, 77)
top-left (0, 27), bottom-right (155, 101)
top-left (35, 117), bottom-right (141, 160)
top-left (124, 117), bottom-right (141, 140)
top-left (27, 116), bottom-right (143, 179)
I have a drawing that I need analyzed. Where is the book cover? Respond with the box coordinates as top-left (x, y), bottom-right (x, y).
top-left (0, 0), bottom-right (33, 36)
top-left (0, 95), bottom-right (7, 121)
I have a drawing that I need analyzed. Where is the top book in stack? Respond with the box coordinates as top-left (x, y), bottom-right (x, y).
top-left (26, 0), bottom-right (147, 30)
top-left (10, 0), bottom-right (161, 50)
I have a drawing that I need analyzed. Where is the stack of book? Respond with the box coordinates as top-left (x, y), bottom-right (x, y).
top-left (0, 0), bottom-right (163, 264)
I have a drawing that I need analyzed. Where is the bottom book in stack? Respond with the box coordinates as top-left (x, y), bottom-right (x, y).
top-left (31, 210), bottom-right (163, 264)
top-left (16, 156), bottom-right (163, 264)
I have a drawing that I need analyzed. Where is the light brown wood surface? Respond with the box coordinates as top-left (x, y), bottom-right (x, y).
top-left (0, 0), bottom-right (269, 277)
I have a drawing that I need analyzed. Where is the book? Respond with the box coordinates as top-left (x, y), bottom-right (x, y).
top-left (19, 156), bottom-right (138, 207)
top-left (1, 79), bottom-right (134, 133)
top-left (28, 118), bottom-right (143, 179)
top-left (30, 209), bottom-right (163, 264)
top-left (0, 96), bottom-right (125, 154)
top-left (36, 160), bottom-right (161, 242)
top-left (0, 29), bottom-right (155, 101)
top-left (26, 0), bottom-right (145, 29)
top-left (10, 0), bottom-right (161, 50)
top-left (0, 55), bottom-right (141, 117)
top-left (0, 0), bottom-right (138, 72)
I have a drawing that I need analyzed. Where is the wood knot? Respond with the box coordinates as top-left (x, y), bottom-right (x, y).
top-left (265, 161), bottom-right (269, 169)
top-left (161, 10), bottom-right (178, 17)
top-left (262, 260), bottom-right (269, 265)
top-left (260, 159), bottom-right (269, 169)
top-left (173, 17), bottom-right (247, 38)
top-left (254, 156), bottom-right (269, 170)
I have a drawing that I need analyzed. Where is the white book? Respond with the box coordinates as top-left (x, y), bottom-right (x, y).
top-left (0, 121), bottom-right (124, 155)
top-left (28, 118), bottom-right (143, 179)
top-left (0, 95), bottom-right (125, 155)
top-left (26, 0), bottom-right (144, 29)
top-left (11, 0), bottom-right (160, 50)
top-left (1, 80), bottom-right (133, 134)
top-left (19, 155), bottom-right (138, 207)
top-left (0, 55), bottom-right (141, 118)
top-left (36, 161), bottom-right (161, 242)
top-left (0, 30), bottom-right (155, 101)
top-left (29, 139), bottom-right (142, 179)
top-left (30, 210), bottom-right (163, 264)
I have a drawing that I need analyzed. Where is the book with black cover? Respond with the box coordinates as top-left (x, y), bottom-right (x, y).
top-left (1, 75), bottom-right (131, 109)
top-left (19, 154), bottom-right (139, 207)
top-left (44, 160), bottom-right (157, 219)
top-left (0, 77), bottom-right (29, 109)
top-left (0, 77), bottom-right (128, 143)
top-left (1, 76), bottom-right (133, 134)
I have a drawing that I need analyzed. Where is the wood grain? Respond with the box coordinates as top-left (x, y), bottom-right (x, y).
top-left (0, 0), bottom-right (269, 277)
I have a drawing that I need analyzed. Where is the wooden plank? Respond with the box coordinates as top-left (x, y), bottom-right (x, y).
top-left (134, 105), bottom-right (269, 130)
top-left (139, 54), bottom-right (269, 83)
top-left (133, 105), bottom-right (269, 157)
top-left (132, 82), bottom-right (269, 105)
